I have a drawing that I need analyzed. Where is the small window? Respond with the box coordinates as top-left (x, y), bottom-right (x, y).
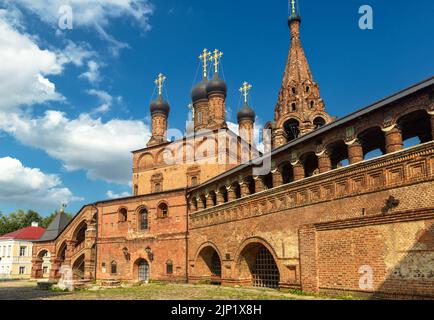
top-left (306, 86), bottom-right (311, 93)
top-left (158, 203), bottom-right (169, 218)
top-left (198, 112), bottom-right (203, 125)
top-left (166, 261), bottom-right (174, 275)
top-left (118, 208), bottom-right (128, 223)
top-left (140, 209), bottom-right (149, 230)
top-left (134, 185), bottom-right (138, 196)
top-left (19, 246), bottom-right (26, 257)
top-left (310, 101), bottom-right (315, 109)
top-left (19, 267), bottom-right (25, 275)
top-left (291, 103), bottom-right (297, 112)
top-left (191, 176), bottom-right (198, 186)
top-left (43, 266), bottom-right (48, 274)
top-left (292, 87), bottom-right (296, 94)
top-left (155, 183), bottom-right (161, 193)
top-left (111, 261), bottom-right (117, 274)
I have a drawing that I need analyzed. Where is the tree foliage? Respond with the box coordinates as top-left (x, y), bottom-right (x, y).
top-left (0, 210), bottom-right (73, 236)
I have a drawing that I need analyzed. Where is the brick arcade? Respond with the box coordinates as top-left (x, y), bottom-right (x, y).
top-left (31, 6), bottom-right (434, 299)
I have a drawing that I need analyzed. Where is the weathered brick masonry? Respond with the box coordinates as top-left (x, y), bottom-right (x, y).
top-left (31, 7), bottom-right (434, 299)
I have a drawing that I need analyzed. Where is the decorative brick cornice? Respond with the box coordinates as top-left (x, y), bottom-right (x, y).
top-left (189, 142), bottom-right (434, 229)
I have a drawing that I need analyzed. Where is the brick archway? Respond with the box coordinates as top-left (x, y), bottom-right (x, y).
top-left (234, 238), bottom-right (281, 289)
top-left (193, 243), bottom-right (223, 284)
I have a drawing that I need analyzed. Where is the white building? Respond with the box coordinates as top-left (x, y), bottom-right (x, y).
top-left (0, 223), bottom-right (47, 279)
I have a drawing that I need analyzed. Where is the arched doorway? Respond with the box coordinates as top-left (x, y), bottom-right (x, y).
top-left (33, 250), bottom-right (51, 279)
top-left (195, 246), bottom-right (222, 284)
top-left (237, 243), bottom-right (280, 289)
top-left (136, 259), bottom-right (150, 283)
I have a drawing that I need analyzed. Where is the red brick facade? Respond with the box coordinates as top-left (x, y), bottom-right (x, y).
top-left (31, 9), bottom-right (434, 299)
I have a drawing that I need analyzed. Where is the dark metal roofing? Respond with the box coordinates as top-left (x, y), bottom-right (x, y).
top-left (190, 76), bottom-right (434, 191)
top-left (37, 211), bottom-right (71, 242)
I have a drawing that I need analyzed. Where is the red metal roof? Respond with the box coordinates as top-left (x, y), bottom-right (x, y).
top-left (0, 226), bottom-right (46, 241)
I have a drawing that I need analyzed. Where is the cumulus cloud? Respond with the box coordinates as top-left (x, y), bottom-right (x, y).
top-left (0, 15), bottom-right (64, 111)
top-left (106, 190), bottom-right (131, 199)
top-left (0, 111), bottom-right (151, 184)
top-left (8, 0), bottom-right (154, 54)
top-left (0, 157), bottom-right (80, 208)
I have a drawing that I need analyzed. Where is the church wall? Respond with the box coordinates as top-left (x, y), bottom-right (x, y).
top-left (188, 140), bottom-right (434, 297)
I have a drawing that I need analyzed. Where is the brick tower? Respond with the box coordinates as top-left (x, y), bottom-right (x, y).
top-left (191, 49), bottom-right (228, 132)
top-left (272, 0), bottom-right (332, 148)
top-left (237, 82), bottom-right (256, 146)
top-left (147, 73), bottom-right (170, 147)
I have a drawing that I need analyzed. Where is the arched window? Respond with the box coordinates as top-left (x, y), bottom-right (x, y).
top-left (158, 203), bottom-right (169, 218)
top-left (292, 87), bottom-right (296, 94)
top-left (111, 261), bottom-right (117, 274)
top-left (313, 117), bottom-right (326, 129)
top-left (198, 112), bottom-right (203, 125)
top-left (310, 101), bottom-right (315, 109)
top-left (191, 176), bottom-right (198, 186)
top-left (306, 86), bottom-right (311, 93)
top-left (140, 209), bottom-right (149, 230)
top-left (166, 260), bottom-right (174, 275)
top-left (284, 119), bottom-right (300, 142)
top-left (291, 103), bottom-right (297, 112)
top-left (118, 208), bottom-right (128, 223)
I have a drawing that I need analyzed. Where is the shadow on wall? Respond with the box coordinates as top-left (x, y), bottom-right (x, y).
top-left (374, 219), bottom-right (434, 300)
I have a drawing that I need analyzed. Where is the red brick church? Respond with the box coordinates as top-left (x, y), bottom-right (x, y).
top-left (32, 3), bottom-right (434, 299)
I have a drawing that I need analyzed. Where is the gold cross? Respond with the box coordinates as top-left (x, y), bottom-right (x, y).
top-left (291, 0), bottom-right (296, 17)
top-left (210, 49), bottom-right (223, 74)
top-left (60, 203), bottom-right (67, 213)
top-left (239, 82), bottom-right (252, 104)
top-left (154, 73), bottom-right (166, 95)
top-left (199, 49), bottom-right (212, 79)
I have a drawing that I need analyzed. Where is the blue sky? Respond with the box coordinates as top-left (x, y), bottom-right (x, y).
top-left (0, 0), bottom-right (433, 216)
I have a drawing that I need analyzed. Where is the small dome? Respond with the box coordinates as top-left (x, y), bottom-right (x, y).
top-left (206, 73), bottom-right (227, 96)
top-left (191, 79), bottom-right (208, 103)
top-left (237, 103), bottom-right (256, 122)
top-left (150, 95), bottom-right (170, 116)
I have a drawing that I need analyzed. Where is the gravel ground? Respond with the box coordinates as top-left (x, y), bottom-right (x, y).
top-left (0, 280), bottom-right (332, 300)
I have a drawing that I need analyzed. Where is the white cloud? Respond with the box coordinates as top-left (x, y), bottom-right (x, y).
top-left (0, 15), bottom-right (64, 111)
top-left (0, 157), bottom-right (80, 208)
top-left (106, 190), bottom-right (131, 199)
top-left (9, 0), bottom-right (154, 54)
top-left (0, 111), bottom-right (151, 184)
top-left (87, 89), bottom-right (115, 114)
top-left (80, 60), bottom-right (101, 83)
top-left (57, 41), bottom-right (96, 67)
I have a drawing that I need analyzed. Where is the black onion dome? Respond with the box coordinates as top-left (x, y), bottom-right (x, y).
top-left (206, 73), bottom-right (227, 96)
top-left (237, 103), bottom-right (256, 122)
top-left (150, 95), bottom-right (170, 116)
top-left (191, 79), bottom-right (208, 103)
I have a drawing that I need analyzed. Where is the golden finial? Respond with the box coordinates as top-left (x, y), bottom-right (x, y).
top-left (199, 49), bottom-right (212, 79)
top-left (210, 49), bottom-right (223, 74)
top-left (154, 73), bottom-right (166, 96)
top-left (290, 0), bottom-right (296, 17)
top-left (239, 82), bottom-right (252, 104)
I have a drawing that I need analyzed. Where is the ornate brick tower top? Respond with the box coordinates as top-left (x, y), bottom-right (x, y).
top-left (191, 49), bottom-right (228, 132)
top-left (147, 73), bottom-right (170, 147)
top-left (272, 0), bottom-right (332, 148)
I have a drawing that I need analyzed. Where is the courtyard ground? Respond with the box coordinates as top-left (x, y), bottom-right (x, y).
top-left (0, 280), bottom-right (342, 300)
